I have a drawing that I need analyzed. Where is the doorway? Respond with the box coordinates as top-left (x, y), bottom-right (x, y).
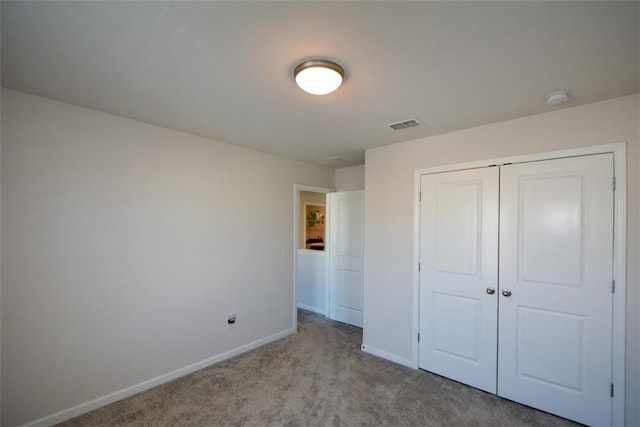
top-left (293, 186), bottom-right (365, 329)
top-left (294, 186), bottom-right (331, 322)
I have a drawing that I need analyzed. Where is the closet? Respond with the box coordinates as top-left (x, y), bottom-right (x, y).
top-left (418, 153), bottom-right (614, 426)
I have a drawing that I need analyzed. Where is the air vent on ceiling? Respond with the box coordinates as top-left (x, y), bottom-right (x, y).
top-left (387, 118), bottom-right (422, 131)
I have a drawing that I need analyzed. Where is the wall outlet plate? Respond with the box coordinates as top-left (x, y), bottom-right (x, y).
top-left (227, 314), bottom-right (236, 325)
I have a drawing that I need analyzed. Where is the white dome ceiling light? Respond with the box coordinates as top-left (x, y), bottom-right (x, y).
top-left (545, 90), bottom-right (571, 106)
top-left (294, 59), bottom-right (344, 96)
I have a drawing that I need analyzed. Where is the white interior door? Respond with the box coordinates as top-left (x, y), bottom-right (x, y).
top-left (328, 190), bottom-right (364, 327)
top-left (418, 167), bottom-right (499, 393)
top-left (498, 154), bottom-right (614, 426)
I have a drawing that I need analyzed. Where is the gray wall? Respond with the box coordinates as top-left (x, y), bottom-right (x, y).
top-left (1, 89), bottom-right (334, 425)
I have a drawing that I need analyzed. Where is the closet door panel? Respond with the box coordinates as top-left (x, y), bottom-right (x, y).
top-left (419, 167), bottom-right (499, 393)
top-left (498, 154), bottom-right (613, 426)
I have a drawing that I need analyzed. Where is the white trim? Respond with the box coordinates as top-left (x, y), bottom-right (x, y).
top-left (412, 171), bottom-right (422, 369)
top-left (293, 185), bottom-right (333, 327)
top-left (415, 142), bottom-right (627, 176)
top-left (610, 144), bottom-right (626, 427)
top-left (361, 344), bottom-right (416, 369)
top-left (412, 142), bottom-right (626, 426)
top-left (326, 193), bottom-right (333, 319)
top-left (296, 248), bottom-right (327, 257)
top-left (296, 303), bottom-right (327, 316)
top-left (23, 327), bottom-right (296, 427)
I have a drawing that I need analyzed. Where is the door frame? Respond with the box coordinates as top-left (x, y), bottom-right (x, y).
top-left (293, 184), bottom-right (333, 327)
top-left (412, 142), bottom-right (626, 425)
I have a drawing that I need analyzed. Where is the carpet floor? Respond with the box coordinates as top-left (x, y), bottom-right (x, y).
top-left (59, 310), bottom-right (578, 426)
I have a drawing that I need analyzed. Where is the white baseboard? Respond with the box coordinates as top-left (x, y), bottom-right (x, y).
top-left (296, 303), bottom-right (326, 316)
top-left (361, 343), bottom-right (417, 369)
top-left (24, 328), bottom-right (296, 427)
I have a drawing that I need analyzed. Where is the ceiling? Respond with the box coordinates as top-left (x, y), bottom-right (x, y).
top-left (2, 1), bottom-right (638, 168)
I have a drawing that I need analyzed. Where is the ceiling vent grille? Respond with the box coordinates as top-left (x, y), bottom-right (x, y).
top-left (387, 119), bottom-right (422, 130)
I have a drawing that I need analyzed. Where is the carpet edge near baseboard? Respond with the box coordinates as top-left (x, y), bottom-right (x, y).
top-left (361, 344), bottom-right (417, 369)
top-left (22, 328), bottom-right (297, 427)
top-left (295, 303), bottom-right (326, 316)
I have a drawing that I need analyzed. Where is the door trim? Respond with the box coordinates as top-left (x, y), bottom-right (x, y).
top-left (412, 142), bottom-right (626, 426)
top-left (293, 185), bottom-right (333, 328)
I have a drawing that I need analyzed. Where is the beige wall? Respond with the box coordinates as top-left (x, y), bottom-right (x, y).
top-left (1, 89), bottom-right (334, 425)
top-left (363, 94), bottom-right (639, 425)
top-left (335, 165), bottom-right (365, 191)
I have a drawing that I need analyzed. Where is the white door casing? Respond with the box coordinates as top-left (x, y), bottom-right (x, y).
top-left (418, 167), bottom-right (499, 393)
top-left (497, 154), bottom-right (614, 426)
top-left (418, 152), bottom-right (616, 426)
top-left (328, 190), bottom-right (365, 327)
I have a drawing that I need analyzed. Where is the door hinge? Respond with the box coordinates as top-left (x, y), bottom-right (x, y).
top-left (419, 192), bottom-right (422, 202)
top-left (418, 262), bottom-right (421, 272)
top-left (418, 333), bottom-right (420, 343)
top-left (611, 383), bottom-right (614, 397)
top-left (613, 176), bottom-right (616, 191)
top-left (612, 279), bottom-right (616, 294)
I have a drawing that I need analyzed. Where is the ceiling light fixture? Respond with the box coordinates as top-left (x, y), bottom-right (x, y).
top-left (545, 90), bottom-right (571, 106)
top-left (294, 59), bottom-right (344, 95)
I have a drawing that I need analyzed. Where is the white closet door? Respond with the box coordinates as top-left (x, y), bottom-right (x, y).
top-left (328, 190), bottom-right (364, 327)
top-left (419, 168), bottom-right (499, 393)
top-left (498, 154), bottom-right (614, 426)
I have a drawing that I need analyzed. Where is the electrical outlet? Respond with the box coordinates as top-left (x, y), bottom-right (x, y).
top-left (227, 313), bottom-right (236, 326)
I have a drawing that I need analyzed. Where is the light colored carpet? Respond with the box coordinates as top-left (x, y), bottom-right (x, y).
top-left (59, 310), bottom-right (578, 426)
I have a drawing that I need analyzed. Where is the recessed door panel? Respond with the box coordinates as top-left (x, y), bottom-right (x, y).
top-left (435, 183), bottom-right (480, 275)
top-left (519, 175), bottom-right (583, 287)
top-left (498, 154), bottom-right (613, 426)
top-left (419, 167), bottom-right (499, 394)
top-left (335, 197), bottom-right (364, 272)
top-left (516, 307), bottom-right (584, 391)
top-left (335, 270), bottom-right (363, 311)
top-left (434, 293), bottom-right (480, 363)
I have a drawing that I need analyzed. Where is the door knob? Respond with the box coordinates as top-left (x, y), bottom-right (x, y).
top-left (502, 289), bottom-right (512, 297)
top-left (486, 287), bottom-right (495, 295)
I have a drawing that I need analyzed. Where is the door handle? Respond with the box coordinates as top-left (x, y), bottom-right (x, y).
top-left (486, 287), bottom-right (495, 295)
top-left (502, 289), bottom-right (512, 297)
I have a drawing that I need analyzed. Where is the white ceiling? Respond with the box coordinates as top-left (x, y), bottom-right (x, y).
top-left (2, 1), bottom-right (638, 168)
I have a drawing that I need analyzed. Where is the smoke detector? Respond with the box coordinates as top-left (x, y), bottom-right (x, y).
top-left (327, 155), bottom-right (352, 164)
top-left (545, 91), bottom-right (571, 106)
